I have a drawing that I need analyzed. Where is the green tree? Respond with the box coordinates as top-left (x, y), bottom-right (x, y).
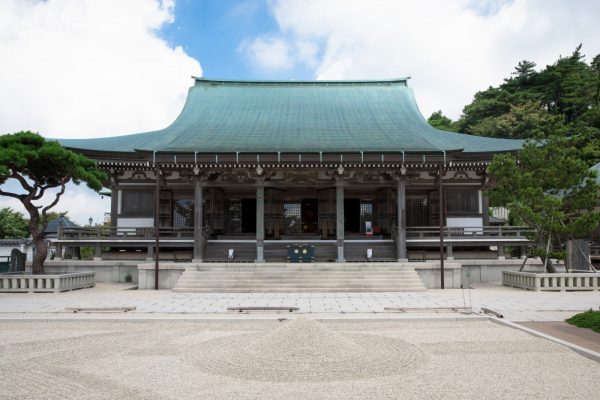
top-left (427, 110), bottom-right (458, 132)
top-left (487, 134), bottom-right (600, 271)
top-left (469, 101), bottom-right (567, 139)
top-left (0, 207), bottom-right (29, 239)
top-left (0, 132), bottom-right (106, 273)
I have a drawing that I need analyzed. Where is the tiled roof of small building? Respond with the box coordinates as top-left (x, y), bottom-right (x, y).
top-left (44, 216), bottom-right (79, 234)
top-left (58, 78), bottom-right (523, 154)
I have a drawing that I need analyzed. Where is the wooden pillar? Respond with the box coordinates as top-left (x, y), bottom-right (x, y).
top-left (110, 188), bottom-right (118, 228)
top-left (154, 163), bottom-right (160, 290)
top-left (193, 179), bottom-right (204, 262)
top-left (55, 223), bottom-right (63, 260)
top-left (438, 164), bottom-right (445, 289)
top-left (497, 243), bottom-right (505, 259)
top-left (447, 244), bottom-right (453, 260)
top-left (481, 192), bottom-right (490, 226)
top-left (146, 244), bottom-right (153, 261)
top-left (256, 181), bottom-right (265, 263)
top-left (336, 178), bottom-right (345, 262)
top-left (397, 178), bottom-right (407, 261)
top-left (94, 227), bottom-right (102, 260)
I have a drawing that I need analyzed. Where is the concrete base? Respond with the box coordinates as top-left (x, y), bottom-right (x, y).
top-left (414, 263), bottom-right (462, 289)
top-left (138, 267), bottom-right (184, 290)
top-left (460, 258), bottom-right (551, 285)
top-left (42, 260), bottom-right (139, 284)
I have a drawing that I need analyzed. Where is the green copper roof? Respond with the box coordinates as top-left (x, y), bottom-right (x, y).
top-left (58, 78), bottom-right (523, 154)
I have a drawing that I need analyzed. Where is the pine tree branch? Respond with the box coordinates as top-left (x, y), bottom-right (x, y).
top-left (10, 171), bottom-right (34, 192)
top-left (40, 177), bottom-right (68, 228)
top-left (0, 188), bottom-right (26, 200)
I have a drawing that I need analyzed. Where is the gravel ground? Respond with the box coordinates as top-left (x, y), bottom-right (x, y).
top-left (0, 318), bottom-right (598, 399)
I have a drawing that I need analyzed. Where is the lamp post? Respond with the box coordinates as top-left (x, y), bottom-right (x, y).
top-left (88, 217), bottom-right (93, 226)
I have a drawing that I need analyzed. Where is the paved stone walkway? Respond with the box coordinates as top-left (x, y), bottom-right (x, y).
top-left (0, 283), bottom-right (597, 321)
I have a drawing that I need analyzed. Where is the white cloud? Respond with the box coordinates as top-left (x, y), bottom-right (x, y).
top-left (0, 0), bottom-right (202, 139)
top-left (239, 36), bottom-right (294, 71)
top-left (0, 0), bottom-right (202, 225)
top-left (243, 0), bottom-right (600, 120)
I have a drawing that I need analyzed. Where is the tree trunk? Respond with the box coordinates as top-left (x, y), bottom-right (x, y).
top-left (24, 200), bottom-right (46, 274)
top-left (31, 233), bottom-right (47, 274)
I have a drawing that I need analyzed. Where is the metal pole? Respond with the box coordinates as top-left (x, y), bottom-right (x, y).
top-left (154, 162), bottom-right (160, 290)
top-left (439, 163), bottom-right (445, 289)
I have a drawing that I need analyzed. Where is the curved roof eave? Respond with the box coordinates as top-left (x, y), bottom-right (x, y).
top-left (55, 78), bottom-right (524, 156)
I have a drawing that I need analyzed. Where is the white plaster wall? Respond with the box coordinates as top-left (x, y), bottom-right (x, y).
top-left (117, 218), bottom-right (154, 228)
top-left (446, 217), bottom-right (483, 234)
top-left (0, 244), bottom-right (34, 259)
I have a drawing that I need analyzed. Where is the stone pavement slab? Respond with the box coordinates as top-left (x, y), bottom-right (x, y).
top-left (519, 321), bottom-right (600, 352)
top-left (0, 283), bottom-right (597, 321)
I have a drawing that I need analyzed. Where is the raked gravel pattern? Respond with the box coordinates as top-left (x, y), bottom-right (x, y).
top-left (187, 317), bottom-right (426, 382)
top-left (0, 318), bottom-right (598, 399)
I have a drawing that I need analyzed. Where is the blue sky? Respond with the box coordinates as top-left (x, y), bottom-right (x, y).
top-left (163, 0), bottom-right (277, 78)
top-left (1, 0), bottom-right (599, 226)
top-left (161, 0), bottom-right (315, 80)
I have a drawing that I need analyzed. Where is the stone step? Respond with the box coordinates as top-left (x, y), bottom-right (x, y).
top-left (184, 268), bottom-right (418, 273)
top-left (172, 263), bottom-right (426, 293)
top-left (176, 277), bottom-right (424, 284)
top-left (172, 287), bottom-right (427, 293)
top-left (188, 268), bottom-right (418, 273)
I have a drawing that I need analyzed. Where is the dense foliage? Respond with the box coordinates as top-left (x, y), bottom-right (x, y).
top-left (488, 135), bottom-right (600, 270)
top-left (566, 310), bottom-right (600, 333)
top-left (0, 207), bottom-right (29, 239)
top-left (428, 44), bottom-right (600, 165)
top-left (428, 45), bottom-right (600, 270)
top-left (0, 131), bottom-right (106, 273)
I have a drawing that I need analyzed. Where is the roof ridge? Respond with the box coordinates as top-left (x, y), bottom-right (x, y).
top-left (192, 77), bottom-right (410, 85)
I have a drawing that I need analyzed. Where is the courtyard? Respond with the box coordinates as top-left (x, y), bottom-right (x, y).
top-left (0, 317), bottom-right (598, 399)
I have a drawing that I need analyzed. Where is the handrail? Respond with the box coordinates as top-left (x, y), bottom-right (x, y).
top-left (58, 226), bottom-right (194, 240)
top-left (54, 225), bottom-right (534, 242)
top-left (406, 225), bottom-right (534, 239)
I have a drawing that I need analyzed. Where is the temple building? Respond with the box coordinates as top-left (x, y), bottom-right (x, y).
top-left (56, 77), bottom-right (530, 268)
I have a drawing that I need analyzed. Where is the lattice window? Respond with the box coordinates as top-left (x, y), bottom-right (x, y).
top-left (284, 202), bottom-right (301, 234)
top-left (407, 198), bottom-right (429, 227)
top-left (226, 199), bottom-right (241, 234)
top-left (173, 198), bottom-right (194, 228)
top-left (360, 201), bottom-right (375, 233)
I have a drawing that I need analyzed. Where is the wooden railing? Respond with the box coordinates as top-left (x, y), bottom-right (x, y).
top-left (502, 270), bottom-right (600, 291)
top-left (57, 226), bottom-right (194, 240)
top-left (407, 226), bottom-right (534, 239)
top-left (54, 225), bottom-right (534, 243)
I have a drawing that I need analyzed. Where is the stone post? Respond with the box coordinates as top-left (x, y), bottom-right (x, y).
top-left (256, 180), bottom-right (265, 263)
top-left (336, 177), bottom-right (345, 262)
top-left (193, 179), bottom-right (204, 262)
top-left (396, 177), bottom-right (407, 261)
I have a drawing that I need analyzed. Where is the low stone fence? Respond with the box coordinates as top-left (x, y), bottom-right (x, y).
top-left (502, 270), bottom-right (600, 291)
top-left (0, 272), bottom-right (95, 293)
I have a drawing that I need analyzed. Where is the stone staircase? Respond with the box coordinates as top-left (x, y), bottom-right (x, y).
top-left (172, 262), bottom-right (427, 292)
